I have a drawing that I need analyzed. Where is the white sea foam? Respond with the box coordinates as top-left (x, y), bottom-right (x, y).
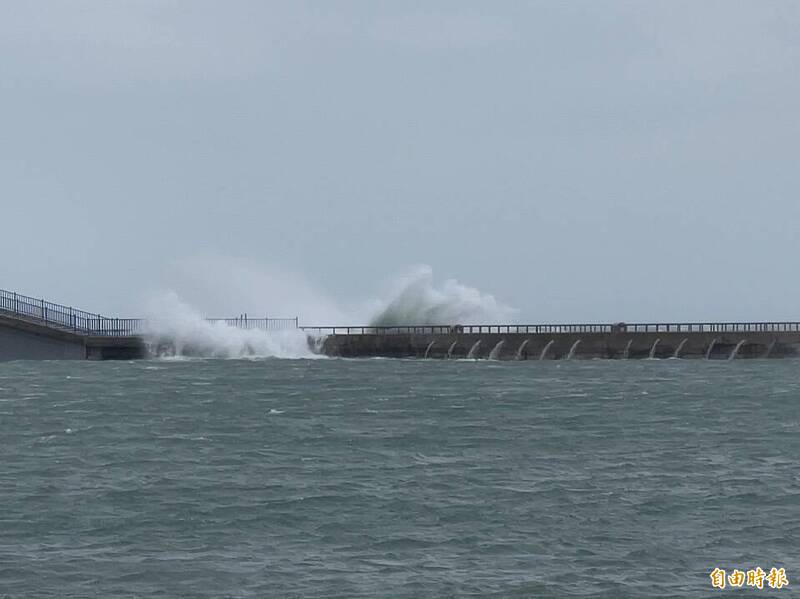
top-left (368, 265), bottom-right (515, 326)
top-left (142, 292), bottom-right (318, 359)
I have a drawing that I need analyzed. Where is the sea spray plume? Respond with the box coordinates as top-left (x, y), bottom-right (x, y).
top-left (369, 266), bottom-right (516, 326)
top-left (164, 255), bottom-right (349, 325)
top-left (142, 292), bottom-right (318, 359)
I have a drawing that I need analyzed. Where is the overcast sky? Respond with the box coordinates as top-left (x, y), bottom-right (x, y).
top-left (1, 1), bottom-right (799, 323)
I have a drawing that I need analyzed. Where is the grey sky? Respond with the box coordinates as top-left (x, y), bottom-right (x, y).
top-left (2, 1), bottom-right (799, 323)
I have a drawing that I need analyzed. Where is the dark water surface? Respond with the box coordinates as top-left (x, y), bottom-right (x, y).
top-left (1, 358), bottom-right (798, 597)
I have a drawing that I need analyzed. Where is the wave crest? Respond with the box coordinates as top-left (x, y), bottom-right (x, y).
top-left (369, 266), bottom-right (515, 326)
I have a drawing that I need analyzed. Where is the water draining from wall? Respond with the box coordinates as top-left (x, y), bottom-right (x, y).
top-left (729, 339), bottom-right (747, 360)
top-left (705, 338), bottom-right (719, 360)
top-left (566, 340), bottom-right (581, 360)
top-left (446, 341), bottom-right (458, 359)
top-left (622, 339), bottom-right (633, 360)
top-left (488, 340), bottom-right (505, 360)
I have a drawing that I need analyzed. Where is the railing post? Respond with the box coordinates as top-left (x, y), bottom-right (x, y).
top-left (42, 299), bottom-right (46, 322)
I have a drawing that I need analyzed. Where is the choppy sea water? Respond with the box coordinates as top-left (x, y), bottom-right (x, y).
top-left (0, 358), bottom-right (797, 598)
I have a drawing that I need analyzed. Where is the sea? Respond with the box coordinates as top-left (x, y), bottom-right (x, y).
top-left (1, 357), bottom-right (797, 597)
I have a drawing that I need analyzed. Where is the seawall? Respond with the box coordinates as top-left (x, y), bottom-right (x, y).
top-left (319, 331), bottom-right (800, 360)
top-left (4, 306), bottom-right (800, 361)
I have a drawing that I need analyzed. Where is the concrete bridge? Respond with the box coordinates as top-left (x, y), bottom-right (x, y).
top-left (2, 287), bottom-right (800, 360)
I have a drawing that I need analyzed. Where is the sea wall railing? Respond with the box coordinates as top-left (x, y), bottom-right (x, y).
top-left (0, 288), bottom-right (146, 335)
top-left (4, 287), bottom-right (800, 338)
top-left (300, 322), bottom-right (800, 335)
top-left (207, 317), bottom-right (300, 331)
top-left (0, 288), bottom-right (298, 336)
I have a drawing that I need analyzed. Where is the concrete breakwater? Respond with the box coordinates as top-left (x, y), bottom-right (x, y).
top-left (318, 329), bottom-right (800, 360)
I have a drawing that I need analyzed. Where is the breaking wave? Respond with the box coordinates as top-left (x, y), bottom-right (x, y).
top-left (369, 265), bottom-right (515, 326)
top-left (142, 292), bottom-right (318, 359)
top-left (141, 261), bottom-right (514, 357)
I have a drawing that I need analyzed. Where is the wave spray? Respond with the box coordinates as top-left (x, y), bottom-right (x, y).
top-left (369, 265), bottom-right (515, 326)
top-left (142, 292), bottom-right (316, 359)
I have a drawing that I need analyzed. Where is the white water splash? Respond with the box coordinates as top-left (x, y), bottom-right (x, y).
top-left (142, 292), bottom-right (318, 359)
top-left (158, 257), bottom-right (515, 328)
top-left (369, 265), bottom-right (515, 326)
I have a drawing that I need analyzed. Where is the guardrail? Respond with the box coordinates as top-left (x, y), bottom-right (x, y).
top-left (300, 322), bottom-right (800, 335)
top-left (5, 288), bottom-right (800, 338)
top-left (0, 289), bottom-right (146, 335)
top-left (0, 288), bottom-right (298, 336)
top-left (207, 317), bottom-right (299, 331)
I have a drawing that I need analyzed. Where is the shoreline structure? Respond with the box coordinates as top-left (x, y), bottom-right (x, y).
top-left (1, 288), bottom-right (798, 361)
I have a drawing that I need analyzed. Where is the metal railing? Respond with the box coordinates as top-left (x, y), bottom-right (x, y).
top-left (4, 287), bottom-right (800, 338)
top-left (619, 322), bottom-right (800, 333)
top-left (207, 317), bottom-right (299, 331)
top-left (300, 322), bottom-right (800, 335)
top-left (0, 288), bottom-right (146, 336)
top-left (0, 288), bottom-right (298, 336)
